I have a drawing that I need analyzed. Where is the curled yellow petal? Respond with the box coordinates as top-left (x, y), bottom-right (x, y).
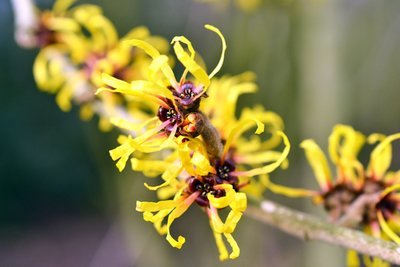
top-left (55, 83), bottom-right (73, 111)
top-left (191, 151), bottom-right (213, 175)
top-left (223, 118), bottom-right (264, 159)
top-left (210, 221), bottom-right (240, 260)
top-left (328, 124), bottom-right (365, 166)
top-left (223, 193), bottom-right (247, 233)
top-left (234, 131), bottom-right (290, 177)
top-left (166, 193), bottom-right (198, 248)
top-left (236, 150), bottom-right (288, 168)
top-left (207, 184), bottom-right (236, 209)
top-left (205, 24), bottom-right (227, 80)
top-left (368, 133), bottom-right (400, 179)
top-left (377, 210), bottom-right (400, 244)
top-left (144, 166), bottom-right (183, 191)
top-left (300, 139), bottom-right (332, 191)
top-left (170, 36), bottom-right (195, 82)
top-left (122, 26), bottom-right (150, 40)
top-left (124, 39), bottom-right (177, 86)
top-left (380, 184), bottom-right (400, 199)
top-left (33, 48), bottom-right (65, 92)
top-left (172, 37), bottom-right (210, 87)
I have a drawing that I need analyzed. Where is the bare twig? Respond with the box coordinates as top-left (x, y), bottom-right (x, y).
top-left (11, 0), bottom-right (39, 48)
top-left (337, 192), bottom-right (381, 228)
top-left (245, 200), bottom-right (400, 264)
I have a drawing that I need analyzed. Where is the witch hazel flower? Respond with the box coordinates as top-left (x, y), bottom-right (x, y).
top-left (97, 24), bottom-right (226, 171)
top-left (297, 125), bottom-right (400, 266)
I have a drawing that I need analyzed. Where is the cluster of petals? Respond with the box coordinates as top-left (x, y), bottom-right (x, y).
top-left (32, 0), bottom-right (168, 131)
top-left (97, 24), bottom-right (290, 260)
top-left (296, 124), bottom-right (400, 267)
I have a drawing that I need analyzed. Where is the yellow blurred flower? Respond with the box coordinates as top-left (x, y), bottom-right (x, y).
top-left (32, 0), bottom-right (169, 131)
top-left (299, 125), bottom-right (400, 266)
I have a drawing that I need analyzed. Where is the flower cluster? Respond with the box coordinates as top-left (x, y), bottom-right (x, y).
top-left (29, 0), bottom-right (169, 131)
top-left (97, 25), bottom-right (290, 260)
top-left (294, 125), bottom-right (400, 266)
top-left (18, 1), bottom-right (400, 264)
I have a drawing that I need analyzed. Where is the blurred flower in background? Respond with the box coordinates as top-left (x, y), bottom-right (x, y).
top-left (297, 125), bottom-right (400, 266)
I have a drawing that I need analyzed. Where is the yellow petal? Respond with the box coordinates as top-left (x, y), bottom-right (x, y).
top-left (122, 26), bottom-right (150, 40)
top-left (144, 166), bottom-right (183, 191)
top-left (170, 36), bottom-right (195, 82)
top-left (346, 250), bottom-right (360, 267)
top-left (172, 38), bottom-right (210, 87)
top-left (109, 136), bottom-right (140, 172)
top-left (207, 184), bottom-right (236, 209)
top-left (328, 124), bottom-right (365, 166)
top-left (79, 104), bottom-right (94, 121)
top-left (191, 151), bottom-right (213, 175)
top-left (131, 158), bottom-right (168, 177)
top-left (263, 176), bottom-right (317, 198)
top-left (55, 83), bottom-right (73, 111)
top-left (136, 200), bottom-right (179, 212)
top-left (300, 139), bottom-right (332, 191)
top-left (111, 116), bottom-right (158, 132)
top-left (222, 193), bottom-right (247, 233)
top-left (377, 210), bottom-right (400, 244)
top-left (166, 193), bottom-right (198, 248)
top-left (53, 0), bottom-right (76, 14)
top-left (209, 219), bottom-right (240, 260)
top-left (224, 233), bottom-right (240, 259)
top-left (212, 231), bottom-right (229, 261)
top-left (124, 39), bottom-right (177, 85)
top-left (234, 131), bottom-right (290, 177)
top-left (48, 17), bottom-right (80, 32)
top-left (101, 73), bottom-right (131, 91)
top-left (368, 133), bottom-right (400, 179)
top-left (380, 184), bottom-right (400, 199)
top-left (223, 118), bottom-right (264, 158)
top-left (131, 80), bottom-right (174, 100)
top-left (33, 48), bottom-right (65, 91)
top-left (204, 24), bottom-right (227, 79)
top-left (236, 150), bottom-right (288, 167)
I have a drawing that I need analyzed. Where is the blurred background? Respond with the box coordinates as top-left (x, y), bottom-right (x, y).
top-left (1, 0), bottom-right (400, 266)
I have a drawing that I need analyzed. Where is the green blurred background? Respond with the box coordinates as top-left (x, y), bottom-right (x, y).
top-left (1, 0), bottom-right (400, 266)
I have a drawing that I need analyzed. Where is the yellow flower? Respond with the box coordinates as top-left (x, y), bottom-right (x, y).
top-left (90, 22), bottom-right (294, 261)
top-left (202, 73), bottom-right (311, 199)
top-left (98, 24), bottom-right (227, 171)
top-left (132, 103), bottom-right (291, 261)
top-left (299, 125), bottom-right (400, 266)
top-left (136, 176), bottom-right (247, 260)
top-left (32, 1), bottom-right (170, 132)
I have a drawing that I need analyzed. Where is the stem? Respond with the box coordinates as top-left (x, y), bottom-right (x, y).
top-left (196, 112), bottom-right (223, 160)
top-left (245, 200), bottom-right (400, 264)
